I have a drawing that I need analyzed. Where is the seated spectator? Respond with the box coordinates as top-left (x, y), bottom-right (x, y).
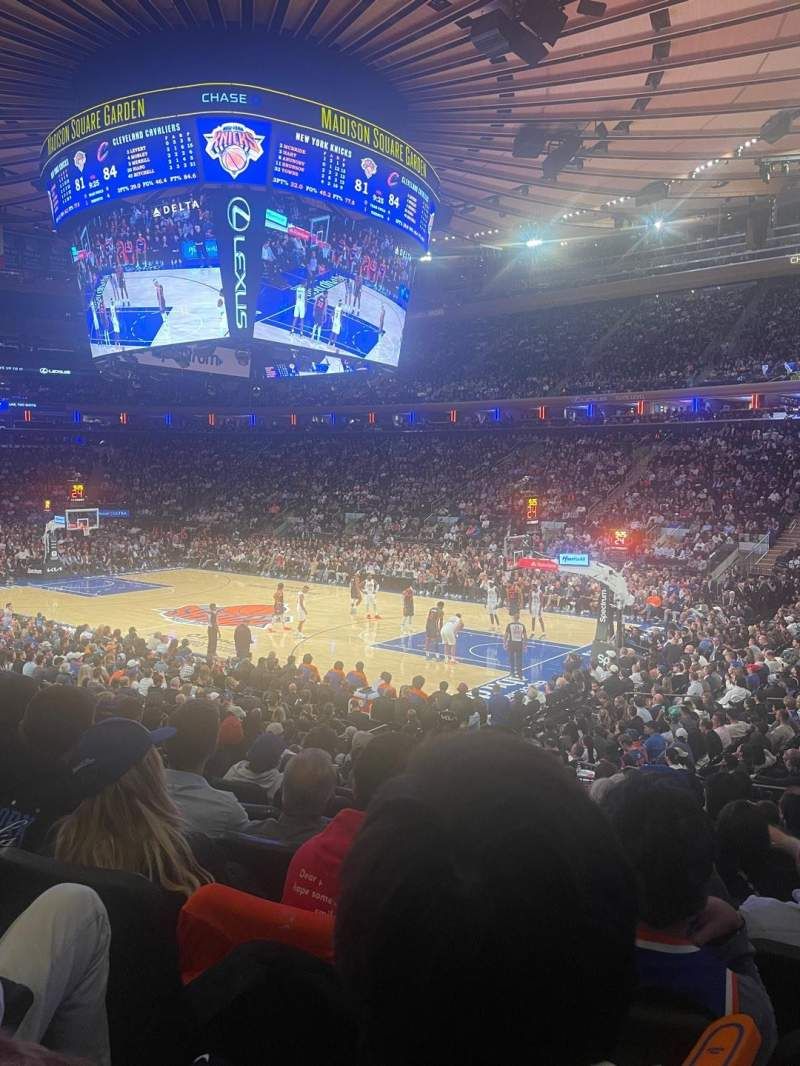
top-left (251, 748), bottom-right (336, 848)
top-left (716, 799), bottom-right (800, 906)
top-left (164, 700), bottom-right (251, 838)
top-left (223, 732), bottom-right (285, 800)
top-left (55, 717), bottom-right (212, 898)
top-left (602, 774), bottom-right (776, 1063)
top-left (0, 686), bottom-right (94, 850)
top-left (335, 732), bottom-right (637, 1066)
top-left (0, 884), bottom-right (111, 1065)
top-left (283, 733), bottom-right (414, 915)
top-left (768, 708), bottom-right (797, 751)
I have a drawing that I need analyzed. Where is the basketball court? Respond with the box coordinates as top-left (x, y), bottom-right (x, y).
top-left (3, 567), bottom-right (595, 696)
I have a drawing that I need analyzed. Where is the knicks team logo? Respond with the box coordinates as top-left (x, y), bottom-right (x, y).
top-left (159, 604), bottom-right (277, 628)
top-left (204, 122), bottom-right (264, 178)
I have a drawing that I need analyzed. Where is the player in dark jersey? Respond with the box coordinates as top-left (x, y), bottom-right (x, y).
top-left (154, 280), bottom-right (166, 316)
top-left (350, 573), bottom-right (362, 617)
top-left (270, 582), bottom-right (291, 631)
top-left (401, 585), bottom-right (414, 633)
top-left (425, 601), bottom-right (445, 661)
top-left (506, 579), bottom-right (522, 621)
top-left (115, 263), bottom-right (128, 305)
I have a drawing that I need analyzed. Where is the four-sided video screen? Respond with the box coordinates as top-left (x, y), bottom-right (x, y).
top-left (44, 85), bottom-right (437, 380)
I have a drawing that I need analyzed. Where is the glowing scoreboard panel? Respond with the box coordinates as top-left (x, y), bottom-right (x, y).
top-left (47, 119), bottom-right (200, 227)
top-left (271, 125), bottom-right (433, 246)
top-left (42, 86), bottom-right (439, 248)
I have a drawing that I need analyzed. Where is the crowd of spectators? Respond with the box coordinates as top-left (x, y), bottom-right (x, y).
top-left (5, 503), bottom-right (800, 1060)
top-left (6, 274), bottom-right (800, 414)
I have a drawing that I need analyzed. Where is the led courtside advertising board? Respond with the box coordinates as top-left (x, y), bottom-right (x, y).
top-left (44, 84), bottom-right (437, 379)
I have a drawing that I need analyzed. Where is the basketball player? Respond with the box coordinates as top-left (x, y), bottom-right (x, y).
top-left (272, 582), bottom-right (291, 631)
top-left (329, 299), bottom-right (343, 348)
top-left (378, 306), bottom-right (385, 334)
top-left (506, 578), bottom-right (522, 622)
top-left (115, 262), bottom-right (128, 305)
top-left (344, 275), bottom-right (353, 308)
top-left (441, 613), bottom-right (463, 664)
top-left (296, 585), bottom-right (309, 634)
top-left (89, 300), bottom-right (100, 341)
top-left (154, 279), bottom-right (167, 317)
top-left (425, 600), bottom-right (445, 661)
top-left (529, 582), bottom-right (547, 639)
top-left (364, 574), bottom-right (380, 620)
top-left (401, 584), bottom-right (414, 632)
top-left (485, 580), bottom-right (500, 631)
top-left (353, 273), bottom-right (363, 312)
top-left (107, 299), bottom-right (120, 349)
top-left (504, 617), bottom-right (528, 679)
top-left (217, 289), bottom-right (227, 334)
top-left (311, 292), bottom-right (327, 343)
top-left (291, 283), bottom-right (307, 336)
top-left (207, 603), bottom-right (220, 660)
top-left (350, 572), bottom-right (363, 616)
top-left (135, 233), bottom-right (147, 269)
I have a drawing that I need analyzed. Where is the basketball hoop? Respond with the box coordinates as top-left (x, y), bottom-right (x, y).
top-left (77, 519), bottom-right (90, 538)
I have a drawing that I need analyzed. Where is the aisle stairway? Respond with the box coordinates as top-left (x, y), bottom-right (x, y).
top-left (754, 520), bottom-right (800, 575)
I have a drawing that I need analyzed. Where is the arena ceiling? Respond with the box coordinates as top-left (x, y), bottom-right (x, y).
top-left (1, 0), bottom-right (799, 242)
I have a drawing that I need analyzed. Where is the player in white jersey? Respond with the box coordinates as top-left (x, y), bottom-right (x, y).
top-left (364, 575), bottom-right (381, 619)
top-left (296, 585), bottom-right (309, 633)
top-left (485, 580), bottom-right (500, 631)
top-left (529, 583), bottom-right (546, 639)
top-left (441, 613), bottom-right (463, 663)
top-left (329, 299), bottom-right (343, 348)
top-left (107, 299), bottom-right (120, 349)
top-left (291, 284), bottom-right (307, 335)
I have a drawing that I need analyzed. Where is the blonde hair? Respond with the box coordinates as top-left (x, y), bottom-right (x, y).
top-left (55, 747), bottom-right (212, 898)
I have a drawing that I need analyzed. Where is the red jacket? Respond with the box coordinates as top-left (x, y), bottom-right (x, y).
top-left (281, 808), bottom-right (365, 916)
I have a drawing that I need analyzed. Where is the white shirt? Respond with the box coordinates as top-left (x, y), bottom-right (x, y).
top-left (742, 892), bottom-right (800, 948)
top-left (332, 304), bottom-right (343, 332)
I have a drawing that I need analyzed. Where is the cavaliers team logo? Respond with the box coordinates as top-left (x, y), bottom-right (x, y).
top-left (204, 122), bottom-right (264, 179)
top-left (159, 604), bottom-right (276, 628)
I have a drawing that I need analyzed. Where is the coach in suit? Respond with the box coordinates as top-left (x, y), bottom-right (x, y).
top-left (207, 603), bottom-right (220, 659)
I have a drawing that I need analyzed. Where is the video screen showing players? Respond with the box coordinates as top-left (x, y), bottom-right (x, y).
top-left (71, 190), bottom-right (229, 359)
top-left (252, 189), bottom-right (416, 373)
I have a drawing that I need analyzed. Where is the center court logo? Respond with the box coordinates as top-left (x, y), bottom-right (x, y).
top-left (204, 121), bottom-right (264, 179)
top-left (159, 604), bottom-right (277, 628)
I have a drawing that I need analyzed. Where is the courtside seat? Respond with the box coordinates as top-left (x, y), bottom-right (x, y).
top-left (0, 847), bottom-right (185, 1066)
top-left (217, 832), bottom-right (295, 901)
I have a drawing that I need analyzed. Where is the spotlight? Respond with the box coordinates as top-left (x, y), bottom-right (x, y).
top-left (526, 238), bottom-right (543, 247)
top-left (419, 253), bottom-right (432, 262)
top-left (653, 219), bottom-right (663, 230)
top-left (760, 109), bottom-right (800, 145)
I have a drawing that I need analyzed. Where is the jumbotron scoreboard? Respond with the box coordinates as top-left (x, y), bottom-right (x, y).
top-left (41, 85), bottom-right (439, 379)
top-left (43, 86), bottom-right (437, 248)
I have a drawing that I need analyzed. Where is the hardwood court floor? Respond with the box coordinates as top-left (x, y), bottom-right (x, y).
top-left (6, 568), bottom-right (596, 692)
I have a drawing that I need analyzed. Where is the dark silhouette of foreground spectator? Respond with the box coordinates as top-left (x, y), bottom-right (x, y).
top-left (335, 732), bottom-right (637, 1066)
top-left (282, 732), bottom-right (414, 914)
top-left (602, 774), bottom-right (777, 1063)
top-left (0, 686), bottom-right (94, 850)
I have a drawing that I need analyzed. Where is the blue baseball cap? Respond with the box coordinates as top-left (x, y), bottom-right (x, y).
top-left (247, 732), bottom-right (286, 773)
top-left (69, 717), bottom-right (175, 797)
